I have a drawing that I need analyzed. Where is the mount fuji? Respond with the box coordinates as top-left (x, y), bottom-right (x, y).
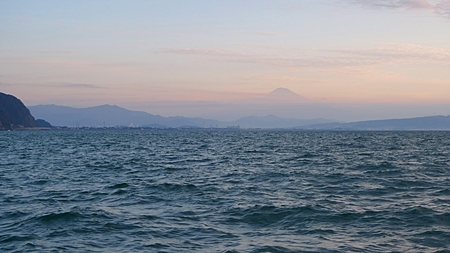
top-left (263, 88), bottom-right (309, 103)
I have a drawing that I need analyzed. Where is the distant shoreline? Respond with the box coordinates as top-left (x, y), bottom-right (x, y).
top-left (3, 127), bottom-right (450, 132)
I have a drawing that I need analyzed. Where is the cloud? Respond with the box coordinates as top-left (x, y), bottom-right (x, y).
top-left (55, 83), bottom-right (106, 89)
top-left (0, 56), bottom-right (139, 72)
top-left (325, 43), bottom-right (450, 63)
top-left (158, 43), bottom-right (450, 69)
top-left (35, 50), bottom-right (77, 55)
top-left (0, 82), bottom-right (105, 89)
top-left (158, 48), bottom-right (248, 58)
top-left (349, 0), bottom-right (450, 19)
top-left (352, 0), bottom-right (432, 9)
top-left (435, 0), bottom-right (450, 16)
top-left (238, 30), bottom-right (282, 37)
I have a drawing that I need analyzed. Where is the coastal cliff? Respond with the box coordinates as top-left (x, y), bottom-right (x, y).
top-left (0, 92), bottom-right (37, 130)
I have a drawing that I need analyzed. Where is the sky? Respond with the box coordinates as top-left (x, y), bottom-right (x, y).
top-left (1, 0), bottom-right (450, 120)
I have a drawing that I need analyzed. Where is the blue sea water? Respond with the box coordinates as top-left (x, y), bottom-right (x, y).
top-left (0, 130), bottom-right (449, 252)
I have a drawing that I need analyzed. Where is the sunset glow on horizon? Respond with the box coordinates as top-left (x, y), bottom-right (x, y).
top-left (1, 0), bottom-right (450, 119)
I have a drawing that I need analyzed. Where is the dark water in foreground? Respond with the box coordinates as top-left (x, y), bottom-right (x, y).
top-left (1, 130), bottom-right (449, 252)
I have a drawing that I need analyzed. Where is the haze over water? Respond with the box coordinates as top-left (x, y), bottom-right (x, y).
top-left (1, 130), bottom-right (449, 252)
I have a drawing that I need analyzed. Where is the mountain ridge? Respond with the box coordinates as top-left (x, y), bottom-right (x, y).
top-left (29, 104), bottom-right (217, 128)
top-left (298, 115), bottom-right (450, 130)
top-left (29, 103), bottom-right (450, 130)
top-left (29, 104), bottom-right (331, 129)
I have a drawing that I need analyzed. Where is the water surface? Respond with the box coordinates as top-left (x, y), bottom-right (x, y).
top-left (1, 130), bottom-right (449, 252)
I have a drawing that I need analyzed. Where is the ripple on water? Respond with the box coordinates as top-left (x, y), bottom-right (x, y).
top-left (1, 130), bottom-right (450, 252)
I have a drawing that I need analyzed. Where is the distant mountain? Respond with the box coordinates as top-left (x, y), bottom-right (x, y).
top-left (298, 115), bottom-right (450, 130)
top-left (0, 92), bottom-right (37, 130)
top-left (233, 115), bottom-right (332, 128)
top-left (29, 104), bottom-right (223, 128)
top-left (264, 88), bottom-right (309, 103)
top-left (27, 103), bottom-right (450, 130)
top-left (29, 104), bottom-right (336, 129)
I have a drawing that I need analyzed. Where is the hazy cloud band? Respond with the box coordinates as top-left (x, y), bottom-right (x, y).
top-left (349, 0), bottom-right (450, 19)
top-left (158, 43), bottom-right (450, 69)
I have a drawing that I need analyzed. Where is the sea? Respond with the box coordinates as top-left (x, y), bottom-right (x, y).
top-left (1, 130), bottom-right (449, 253)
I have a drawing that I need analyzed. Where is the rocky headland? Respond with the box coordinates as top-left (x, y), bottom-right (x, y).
top-left (0, 92), bottom-right (38, 130)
